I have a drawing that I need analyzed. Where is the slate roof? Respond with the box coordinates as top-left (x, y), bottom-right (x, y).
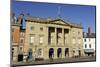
top-left (83, 32), bottom-right (96, 38)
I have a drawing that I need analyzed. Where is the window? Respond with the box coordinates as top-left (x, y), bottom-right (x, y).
top-left (85, 44), bottom-right (87, 48)
top-left (64, 29), bottom-right (69, 33)
top-left (78, 31), bottom-right (80, 34)
top-left (89, 44), bottom-right (91, 48)
top-left (30, 26), bottom-right (34, 30)
top-left (40, 27), bottom-right (43, 31)
top-left (30, 35), bottom-right (35, 45)
top-left (20, 39), bottom-right (23, 43)
top-left (89, 38), bottom-right (91, 41)
top-left (20, 47), bottom-right (22, 51)
top-left (78, 37), bottom-right (81, 39)
top-left (84, 39), bottom-right (86, 42)
top-left (39, 36), bottom-right (43, 44)
top-left (38, 48), bottom-right (42, 56)
top-left (73, 39), bottom-right (75, 44)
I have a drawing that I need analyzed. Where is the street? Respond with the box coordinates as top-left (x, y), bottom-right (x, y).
top-left (12, 56), bottom-right (96, 66)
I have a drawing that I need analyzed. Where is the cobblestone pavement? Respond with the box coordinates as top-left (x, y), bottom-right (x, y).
top-left (12, 56), bottom-right (96, 66)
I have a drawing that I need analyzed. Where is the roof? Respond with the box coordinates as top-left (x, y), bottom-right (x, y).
top-left (25, 16), bottom-right (82, 28)
top-left (83, 32), bottom-right (96, 38)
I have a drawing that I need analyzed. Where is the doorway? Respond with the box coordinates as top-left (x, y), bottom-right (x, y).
top-left (65, 48), bottom-right (69, 57)
top-left (57, 48), bottom-right (62, 58)
top-left (18, 54), bottom-right (23, 62)
top-left (49, 48), bottom-right (54, 58)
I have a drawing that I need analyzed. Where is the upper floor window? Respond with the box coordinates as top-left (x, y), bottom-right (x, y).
top-left (73, 39), bottom-right (75, 44)
top-left (64, 29), bottom-right (69, 33)
top-left (89, 38), bottom-right (91, 41)
top-left (89, 44), bottom-right (91, 48)
top-left (20, 47), bottom-right (22, 51)
top-left (20, 39), bottom-right (23, 43)
top-left (30, 26), bottom-right (34, 30)
top-left (85, 44), bottom-right (87, 48)
top-left (39, 36), bottom-right (43, 44)
top-left (84, 39), bottom-right (86, 42)
top-left (78, 31), bottom-right (80, 34)
top-left (30, 35), bottom-right (35, 45)
top-left (40, 27), bottom-right (43, 31)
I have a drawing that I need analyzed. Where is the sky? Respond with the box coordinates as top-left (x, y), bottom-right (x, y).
top-left (12, 0), bottom-right (96, 33)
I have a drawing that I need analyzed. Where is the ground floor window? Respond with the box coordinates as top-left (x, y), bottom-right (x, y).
top-left (37, 48), bottom-right (42, 57)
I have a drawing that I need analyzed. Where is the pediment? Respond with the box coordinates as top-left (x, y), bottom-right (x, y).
top-left (51, 19), bottom-right (70, 26)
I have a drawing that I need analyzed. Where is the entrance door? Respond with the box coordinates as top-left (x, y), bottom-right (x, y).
top-left (49, 48), bottom-right (54, 58)
top-left (57, 48), bottom-right (62, 58)
top-left (28, 49), bottom-right (33, 60)
top-left (18, 54), bottom-right (23, 62)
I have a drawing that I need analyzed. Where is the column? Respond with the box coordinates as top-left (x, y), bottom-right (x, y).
top-left (54, 48), bottom-right (57, 59)
top-left (45, 26), bottom-right (48, 46)
top-left (62, 28), bottom-right (64, 46)
top-left (62, 48), bottom-right (65, 58)
top-left (55, 27), bottom-right (57, 46)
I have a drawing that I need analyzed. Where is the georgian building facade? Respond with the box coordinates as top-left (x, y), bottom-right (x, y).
top-left (24, 16), bottom-right (84, 60)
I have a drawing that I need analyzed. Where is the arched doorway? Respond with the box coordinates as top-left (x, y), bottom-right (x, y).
top-left (65, 48), bottom-right (69, 57)
top-left (49, 48), bottom-right (54, 58)
top-left (57, 48), bottom-right (62, 58)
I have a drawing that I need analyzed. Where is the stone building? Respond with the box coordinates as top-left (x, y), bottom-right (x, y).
top-left (83, 27), bottom-right (96, 56)
top-left (24, 16), bottom-right (84, 60)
